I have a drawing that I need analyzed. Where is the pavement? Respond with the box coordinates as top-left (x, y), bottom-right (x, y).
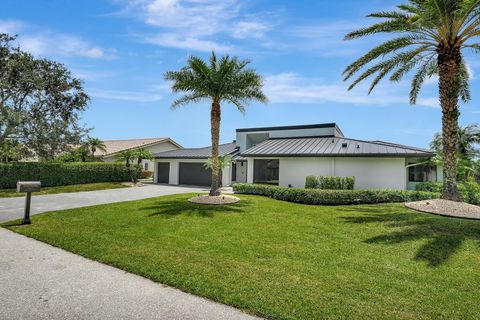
top-left (0, 184), bottom-right (209, 223)
top-left (0, 228), bottom-right (261, 320)
top-left (0, 184), bottom-right (260, 320)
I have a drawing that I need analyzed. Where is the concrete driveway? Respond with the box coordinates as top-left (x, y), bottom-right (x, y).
top-left (0, 184), bottom-right (207, 223)
top-left (0, 228), bottom-right (261, 320)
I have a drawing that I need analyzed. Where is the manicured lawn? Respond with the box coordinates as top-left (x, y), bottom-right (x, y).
top-left (0, 182), bottom-right (128, 198)
top-left (3, 194), bottom-right (480, 319)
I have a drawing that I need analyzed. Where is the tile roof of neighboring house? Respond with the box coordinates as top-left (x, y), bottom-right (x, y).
top-left (241, 137), bottom-right (434, 158)
top-left (154, 142), bottom-right (238, 159)
top-left (96, 138), bottom-right (181, 158)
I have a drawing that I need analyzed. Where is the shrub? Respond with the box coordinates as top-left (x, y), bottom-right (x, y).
top-left (305, 176), bottom-right (355, 190)
top-left (140, 170), bottom-right (153, 179)
top-left (305, 175), bottom-right (319, 189)
top-left (0, 162), bottom-right (133, 189)
top-left (415, 181), bottom-right (480, 205)
top-left (233, 183), bottom-right (439, 205)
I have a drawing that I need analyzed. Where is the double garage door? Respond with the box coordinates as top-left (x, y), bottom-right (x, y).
top-left (157, 162), bottom-right (213, 186)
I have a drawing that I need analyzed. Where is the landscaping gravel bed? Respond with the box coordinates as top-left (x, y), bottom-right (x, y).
top-left (405, 199), bottom-right (480, 220)
top-left (189, 195), bottom-right (240, 205)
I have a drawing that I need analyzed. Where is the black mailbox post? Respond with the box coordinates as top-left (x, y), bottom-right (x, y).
top-left (16, 181), bottom-right (41, 224)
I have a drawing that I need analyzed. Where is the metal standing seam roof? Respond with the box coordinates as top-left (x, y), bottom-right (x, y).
top-left (241, 137), bottom-right (434, 158)
top-left (154, 142), bottom-right (239, 159)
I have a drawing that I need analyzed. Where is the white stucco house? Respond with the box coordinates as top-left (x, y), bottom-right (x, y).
top-left (153, 123), bottom-right (441, 190)
top-left (96, 137), bottom-right (182, 172)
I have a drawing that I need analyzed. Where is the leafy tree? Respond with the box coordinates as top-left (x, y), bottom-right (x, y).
top-left (165, 52), bottom-right (267, 196)
top-left (87, 137), bottom-right (106, 158)
top-left (117, 149), bottom-right (135, 167)
top-left (0, 33), bottom-right (89, 161)
top-left (343, 0), bottom-right (480, 201)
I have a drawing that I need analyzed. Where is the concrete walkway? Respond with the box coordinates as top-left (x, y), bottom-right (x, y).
top-left (0, 228), bottom-right (261, 320)
top-left (0, 184), bottom-right (208, 222)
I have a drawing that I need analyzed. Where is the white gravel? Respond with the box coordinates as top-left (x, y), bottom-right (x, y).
top-left (188, 195), bottom-right (240, 205)
top-left (405, 199), bottom-right (480, 220)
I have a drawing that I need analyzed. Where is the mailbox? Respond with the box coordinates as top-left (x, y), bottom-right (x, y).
top-left (17, 181), bottom-right (41, 193)
top-left (16, 181), bottom-right (41, 224)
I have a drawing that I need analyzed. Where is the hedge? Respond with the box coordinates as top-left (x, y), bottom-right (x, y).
top-left (233, 183), bottom-right (439, 205)
top-left (305, 175), bottom-right (355, 190)
top-left (0, 162), bottom-right (133, 189)
top-left (416, 181), bottom-right (480, 205)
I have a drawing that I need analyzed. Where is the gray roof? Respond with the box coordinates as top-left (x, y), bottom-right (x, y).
top-left (241, 137), bottom-right (433, 158)
top-left (154, 142), bottom-right (238, 159)
top-left (236, 123), bottom-right (343, 136)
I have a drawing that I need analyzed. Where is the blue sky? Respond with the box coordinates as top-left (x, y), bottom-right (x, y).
top-left (1, 0), bottom-right (479, 148)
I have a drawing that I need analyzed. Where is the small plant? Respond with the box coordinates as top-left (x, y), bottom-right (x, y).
top-left (305, 176), bottom-right (355, 190)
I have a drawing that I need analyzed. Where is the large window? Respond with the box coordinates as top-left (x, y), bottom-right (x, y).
top-left (408, 164), bottom-right (436, 182)
top-left (254, 159), bottom-right (279, 185)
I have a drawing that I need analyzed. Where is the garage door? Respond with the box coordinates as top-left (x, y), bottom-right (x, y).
top-left (157, 163), bottom-right (170, 183)
top-left (179, 163), bottom-right (212, 186)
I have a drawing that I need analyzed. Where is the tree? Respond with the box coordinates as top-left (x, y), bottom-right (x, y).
top-left (87, 137), bottom-right (106, 158)
top-left (165, 52), bottom-right (267, 196)
top-left (133, 148), bottom-right (154, 166)
top-left (430, 123), bottom-right (480, 180)
top-left (117, 149), bottom-right (135, 167)
top-left (76, 145), bottom-right (91, 163)
top-left (342, 0), bottom-right (480, 201)
top-left (0, 33), bottom-right (89, 161)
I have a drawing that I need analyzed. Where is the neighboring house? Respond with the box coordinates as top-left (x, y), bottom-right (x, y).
top-left (96, 138), bottom-right (182, 172)
top-left (153, 123), bottom-right (441, 190)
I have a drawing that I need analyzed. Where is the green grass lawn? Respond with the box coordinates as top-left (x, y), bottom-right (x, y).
top-left (3, 194), bottom-right (480, 319)
top-left (0, 182), bottom-right (128, 198)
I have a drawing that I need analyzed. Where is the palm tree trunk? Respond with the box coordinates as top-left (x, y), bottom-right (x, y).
top-left (438, 47), bottom-right (461, 201)
top-left (210, 100), bottom-right (221, 196)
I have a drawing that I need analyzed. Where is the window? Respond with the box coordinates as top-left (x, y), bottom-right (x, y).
top-left (254, 159), bottom-right (279, 185)
top-left (408, 164), bottom-right (436, 182)
top-left (144, 162), bottom-right (149, 171)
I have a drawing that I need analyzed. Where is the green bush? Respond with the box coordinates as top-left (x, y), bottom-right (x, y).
top-left (305, 175), bottom-right (320, 189)
top-left (233, 183), bottom-right (439, 205)
top-left (305, 176), bottom-right (355, 190)
top-left (0, 162), bottom-right (133, 189)
top-left (415, 181), bottom-right (480, 205)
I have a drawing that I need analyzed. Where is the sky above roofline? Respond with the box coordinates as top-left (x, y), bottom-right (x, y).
top-left (2, 0), bottom-right (479, 149)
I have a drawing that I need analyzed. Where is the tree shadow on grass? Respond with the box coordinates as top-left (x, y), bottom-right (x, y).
top-left (140, 198), bottom-right (252, 218)
top-left (338, 206), bottom-right (480, 267)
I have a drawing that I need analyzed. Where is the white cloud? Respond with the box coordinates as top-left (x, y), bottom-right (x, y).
top-left (145, 32), bottom-right (233, 52)
top-left (118, 0), bottom-right (273, 51)
top-left (88, 88), bottom-right (163, 102)
top-left (264, 73), bottom-right (438, 108)
top-left (0, 19), bottom-right (116, 60)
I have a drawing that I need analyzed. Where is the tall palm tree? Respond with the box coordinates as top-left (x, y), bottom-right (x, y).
top-left (343, 0), bottom-right (480, 201)
top-left (165, 52), bottom-right (267, 196)
top-left (87, 137), bottom-right (106, 158)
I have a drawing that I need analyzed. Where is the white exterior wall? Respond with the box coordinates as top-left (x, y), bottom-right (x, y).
top-left (247, 157), bottom-right (408, 190)
top-left (154, 159), bottom-right (231, 186)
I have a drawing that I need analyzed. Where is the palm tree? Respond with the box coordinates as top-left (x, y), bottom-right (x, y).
top-left (117, 149), bottom-right (135, 167)
top-left (133, 148), bottom-right (154, 166)
top-left (87, 137), bottom-right (106, 159)
top-left (430, 123), bottom-right (480, 180)
top-left (343, 0), bottom-right (480, 201)
top-left (76, 145), bottom-right (90, 162)
top-left (165, 52), bottom-right (267, 196)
